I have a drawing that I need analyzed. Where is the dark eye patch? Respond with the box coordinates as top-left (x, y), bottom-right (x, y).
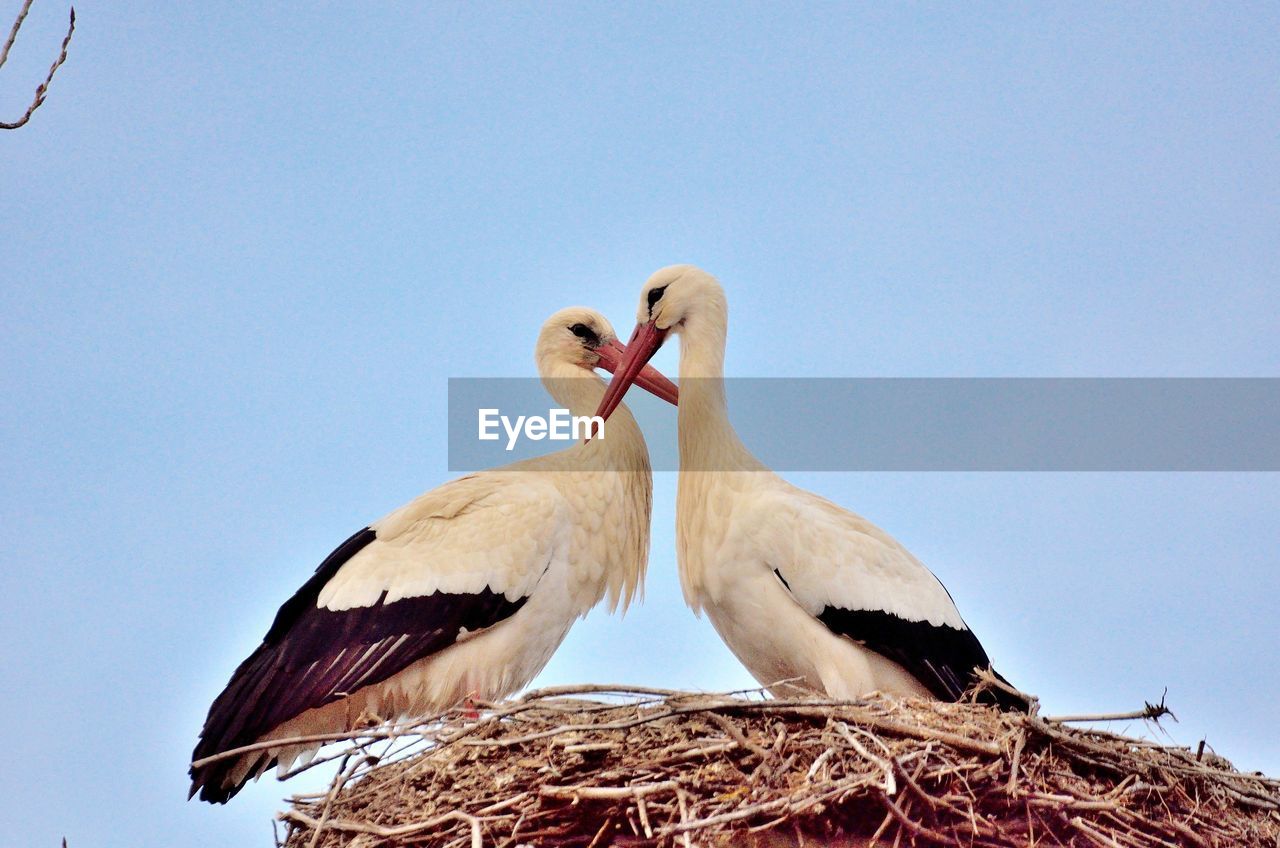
top-left (569, 323), bottom-right (599, 344)
top-left (647, 285), bottom-right (668, 310)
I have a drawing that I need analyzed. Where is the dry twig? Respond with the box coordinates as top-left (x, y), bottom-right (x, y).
top-left (1, 0), bottom-right (75, 129)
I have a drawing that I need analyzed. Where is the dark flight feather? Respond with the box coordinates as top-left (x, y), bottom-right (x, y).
top-left (815, 604), bottom-right (1029, 712)
top-left (190, 527), bottom-right (528, 803)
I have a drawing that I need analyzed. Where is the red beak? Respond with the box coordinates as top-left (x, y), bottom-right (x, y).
top-left (595, 321), bottom-right (670, 421)
top-left (595, 334), bottom-right (677, 407)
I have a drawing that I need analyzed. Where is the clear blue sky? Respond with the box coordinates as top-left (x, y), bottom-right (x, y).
top-left (2, 3), bottom-right (1277, 845)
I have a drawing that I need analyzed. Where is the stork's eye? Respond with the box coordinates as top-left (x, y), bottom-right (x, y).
top-left (569, 323), bottom-right (598, 343)
top-left (647, 285), bottom-right (668, 309)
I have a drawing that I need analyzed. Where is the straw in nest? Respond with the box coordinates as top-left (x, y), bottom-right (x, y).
top-left (255, 682), bottom-right (1280, 847)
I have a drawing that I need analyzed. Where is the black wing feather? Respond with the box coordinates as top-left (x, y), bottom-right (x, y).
top-left (190, 527), bottom-right (528, 803)
top-left (815, 604), bottom-right (1027, 711)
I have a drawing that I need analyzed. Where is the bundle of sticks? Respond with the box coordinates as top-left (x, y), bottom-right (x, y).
top-left (272, 682), bottom-right (1280, 847)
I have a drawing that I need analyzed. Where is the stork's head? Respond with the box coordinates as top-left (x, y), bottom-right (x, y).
top-left (595, 265), bottom-right (723, 421)
top-left (536, 307), bottom-right (678, 405)
top-left (636, 264), bottom-right (726, 335)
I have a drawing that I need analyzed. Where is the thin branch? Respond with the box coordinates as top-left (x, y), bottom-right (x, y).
top-left (834, 722), bottom-right (898, 795)
top-left (708, 712), bottom-right (771, 761)
top-left (972, 667), bottom-right (1039, 715)
top-left (879, 792), bottom-right (962, 846)
top-left (0, 0), bottom-right (75, 130)
top-left (0, 0), bottom-right (35, 70)
top-left (1067, 815), bottom-right (1126, 848)
top-left (279, 808), bottom-right (486, 847)
top-left (540, 781), bottom-right (678, 801)
top-left (189, 724), bottom-right (418, 769)
top-left (1005, 729), bottom-right (1026, 795)
top-left (1046, 691), bottom-right (1174, 725)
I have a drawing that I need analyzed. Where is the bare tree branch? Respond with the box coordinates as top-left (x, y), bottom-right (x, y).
top-left (1, 0), bottom-right (75, 130)
top-left (0, 0), bottom-right (35, 70)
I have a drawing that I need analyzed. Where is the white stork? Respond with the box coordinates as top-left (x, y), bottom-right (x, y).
top-left (596, 266), bottom-right (1027, 710)
top-left (190, 307), bottom-right (679, 803)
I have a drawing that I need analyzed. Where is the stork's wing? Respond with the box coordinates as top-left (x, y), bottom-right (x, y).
top-left (751, 485), bottom-right (1022, 707)
top-left (811, 602), bottom-right (995, 702)
top-left (190, 473), bottom-right (565, 802)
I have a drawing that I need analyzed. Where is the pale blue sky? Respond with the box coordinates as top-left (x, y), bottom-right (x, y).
top-left (2, 3), bottom-right (1277, 845)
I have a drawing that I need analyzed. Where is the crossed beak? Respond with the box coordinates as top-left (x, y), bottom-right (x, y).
top-left (594, 332), bottom-right (677, 408)
top-left (594, 321), bottom-right (670, 421)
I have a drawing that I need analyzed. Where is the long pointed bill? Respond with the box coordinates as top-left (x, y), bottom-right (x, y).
top-left (595, 337), bottom-right (678, 406)
top-left (594, 321), bottom-right (669, 421)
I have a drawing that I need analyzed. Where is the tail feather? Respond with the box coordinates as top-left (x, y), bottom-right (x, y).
top-left (189, 750), bottom-right (276, 804)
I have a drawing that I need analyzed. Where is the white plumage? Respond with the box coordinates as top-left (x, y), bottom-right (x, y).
top-left (318, 478), bottom-right (563, 609)
top-left (595, 266), bottom-right (1025, 708)
top-left (190, 307), bottom-right (677, 803)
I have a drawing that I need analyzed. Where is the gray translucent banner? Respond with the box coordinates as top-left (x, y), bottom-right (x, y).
top-left (448, 378), bottom-right (1280, 472)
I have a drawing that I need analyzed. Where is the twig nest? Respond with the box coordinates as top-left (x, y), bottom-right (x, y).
top-left (280, 684), bottom-right (1280, 847)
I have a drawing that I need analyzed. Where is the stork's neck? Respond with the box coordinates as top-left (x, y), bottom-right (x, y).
top-left (675, 311), bottom-right (759, 472)
top-left (542, 367), bottom-right (610, 421)
top-left (538, 360), bottom-right (651, 616)
top-left (539, 364), bottom-right (647, 470)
